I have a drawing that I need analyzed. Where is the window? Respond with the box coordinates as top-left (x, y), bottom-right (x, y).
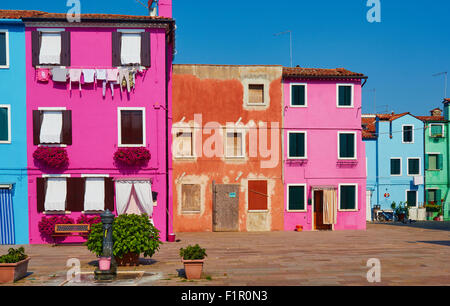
top-left (402, 125), bottom-right (414, 143)
top-left (337, 84), bottom-right (353, 107)
top-left (290, 84), bottom-right (307, 107)
top-left (406, 190), bottom-right (418, 207)
top-left (430, 124), bottom-right (444, 137)
top-left (0, 30), bottom-right (9, 68)
top-left (84, 178), bottom-right (106, 211)
top-left (426, 154), bottom-right (442, 171)
top-left (112, 30), bottom-right (151, 67)
top-left (174, 130), bottom-right (194, 158)
top-left (225, 131), bottom-right (244, 158)
top-left (44, 177), bottom-right (67, 212)
top-left (390, 158), bottom-right (401, 176)
top-left (339, 184), bottom-right (357, 211)
top-left (0, 105), bottom-right (11, 143)
top-left (407, 158), bottom-right (420, 176)
top-left (33, 109), bottom-right (72, 145)
top-left (248, 84), bottom-right (264, 104)
top-left (338, 132), bottom-right (356, 159)
top-left (32, 30), bottom-right (70, 66)
top-left (248, 180), bottom-right (268, 211)
top-left (288, 131), bottom-right (307, 159)
top-left (426, 189), bottom-right (441, 205)
top-left (181, 184), bottom-right (201, 213)
top-left (118, 108), bottom-right (145, 147)
top-left (287, 185), bottom-right (306, 211)
top-left (36, 176), bottom-right (114, 213)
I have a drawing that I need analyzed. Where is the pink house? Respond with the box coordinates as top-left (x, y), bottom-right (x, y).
top-left (23, 6), bottom-right (174, 244)
top-left (282, 67), bottom-right (368, 231)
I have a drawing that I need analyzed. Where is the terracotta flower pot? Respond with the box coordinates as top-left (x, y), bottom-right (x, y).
top-left (115, 252), bottom-right (140, 266)
top-left (182, 259), bottom-right (204, 279)
top-left (0, 257), bottom-right (31, 283)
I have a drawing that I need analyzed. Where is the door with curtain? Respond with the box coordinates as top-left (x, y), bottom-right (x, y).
top-left (115, 180), bottom-right (153, 218)
top-left (314, 190), bottom-right (332, 231)
top-left (0, 187), bottom-right (15, 245)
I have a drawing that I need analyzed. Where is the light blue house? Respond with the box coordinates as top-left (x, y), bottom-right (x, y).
top-left (363, 113), bottom-right (425, 217)
top-left (0, 15), bottom-right (28, 245)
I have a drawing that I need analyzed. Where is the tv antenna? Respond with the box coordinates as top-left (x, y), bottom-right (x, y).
top-left (432, 71), bottom-right (448, 99)
top-left (274, 30), bottom-right (293, 67)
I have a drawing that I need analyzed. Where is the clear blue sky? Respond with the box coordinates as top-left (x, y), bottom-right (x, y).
top-left (3, 0), bottom-right (450, 115)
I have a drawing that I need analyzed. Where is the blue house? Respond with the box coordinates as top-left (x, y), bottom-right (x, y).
top-left (0, 14), bottom-right (28, 245)
top-left (363, 113), bottom-right (425, 218)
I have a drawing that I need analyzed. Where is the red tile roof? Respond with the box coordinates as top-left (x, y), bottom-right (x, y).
top-left (416, 115), bottom-right (446, 122)
top-left (0, 9), bottom-right (172, 21)
top-left (376, 112), bottom-right (411, 121)
top-left (283, 66), bottom-right (367, 79)
top-left (362, 116), bottom-right (377, 139)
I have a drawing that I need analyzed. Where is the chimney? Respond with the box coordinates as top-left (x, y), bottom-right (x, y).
top-left (158, 0), bottom-right (172, 18)
top-left (148, 0), bottom-right (157, 16)
top-left (430, 108), bottom-right (442, 117)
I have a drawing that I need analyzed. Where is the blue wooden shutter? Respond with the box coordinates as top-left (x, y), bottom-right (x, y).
top-left (0, 188), bottom-right (15, 245)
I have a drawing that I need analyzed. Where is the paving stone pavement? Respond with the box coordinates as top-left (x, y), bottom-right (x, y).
top-left (0, 222), bottom-right (449, 286)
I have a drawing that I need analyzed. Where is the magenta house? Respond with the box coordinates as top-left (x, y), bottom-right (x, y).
top-left (283, 67), bottom-right (368, 231)
top-left (23, 5), bottom-right (174, 244)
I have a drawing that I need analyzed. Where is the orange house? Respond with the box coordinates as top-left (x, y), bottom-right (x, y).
top-left (172, 64), bottom-right (284, 232)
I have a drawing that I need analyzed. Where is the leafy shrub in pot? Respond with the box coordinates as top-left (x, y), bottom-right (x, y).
top-left (86, 214), bottom-right (161, 266)
top-left (0, 247), bottom-right (30, 283)
top-left (180, 244), bottom-right (207, 280)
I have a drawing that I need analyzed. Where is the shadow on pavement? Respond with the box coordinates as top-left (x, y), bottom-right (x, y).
top-left (371, 221), bottom-right (450, 232)
top-left (417, 241), bottom-right (450, 247)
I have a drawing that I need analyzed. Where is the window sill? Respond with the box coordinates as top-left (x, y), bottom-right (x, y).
top-left (0, 141), bottom-right (11, 144)
top-left (181, 211), bottom-right (201, 215)
top-left (337, 105), bottom-right (354, 108)
top-left (289, 105), bottom-right (308, 108)
top-left (0, 65), bottom-right (10, 69)
top-left (174, 156), bottom-right (196, 160)
top-left (286, 210), bottom-right (307, 213)
top-left (43, 211), bottom-right (71, 215)
top-left (225, 156), bottom-right (246, 160)
top-left (38, 144), bottom-right (68, 148)
top-left (82, 211), bottom-right (104, 214)
top-left (338, 209), bottom-right (358, 212)
top-left (118, 144), bottom-right (146, 148)
top-left (248, 209), bottom-right (269, 213)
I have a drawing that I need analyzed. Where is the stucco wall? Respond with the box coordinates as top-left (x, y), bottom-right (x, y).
top-left (0, 21), bottom-right (29, 244)
top-left (172, 64), bottom-right (284, 232)
top-left (283, 78), bottom-right (367, 231)
top-left (25, 26), bottom-right (171, 244)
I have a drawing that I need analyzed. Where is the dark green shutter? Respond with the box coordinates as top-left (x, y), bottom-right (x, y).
top-left (292, 85), bottom-right (305, 106)
top-left (407, 191), bottom-right (417, 207)
top-left (436, 189), bottom-right (442, 204)
top-left (391, 159), bottom-right (400, 175)
top-left (289, 133), bottom-right (305, 158)
top-left (438, 154), bottom-right (444, 170)
top-left (340, 185), bottom-right (356, 210)
top-left (425, 154), bottom-right (429, 170)
top-left (289, 186), bottom-right (305, 210)
top-left (0, 32), bottom-right (6, 66)
top-left (0, 107), bottom-right (8, 141)
top-left (340, 134), bottom-right (355, 158)
top-left (339, 86), bottom-right (351, 106)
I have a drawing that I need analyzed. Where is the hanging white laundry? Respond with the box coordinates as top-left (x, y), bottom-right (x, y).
top-left (40, 111), bottom-right (63, 144)
top-left (121, 33), bottom-right (141, 65)
top-left (44, 178), bottom-right (67, 211)
top-left (69, 69), bottom-right (82, 91)
top-left (39, 33), bottom-right (61, 65)
top-left (84, 178), bottom-right (105, 211)
top-left (82, 69), bottom-right (96, 84)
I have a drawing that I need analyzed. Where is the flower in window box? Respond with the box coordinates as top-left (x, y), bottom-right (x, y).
top-left (33, 147), bottom-right (69, 169)
top-left (113, 147), bottom-right (151, 167)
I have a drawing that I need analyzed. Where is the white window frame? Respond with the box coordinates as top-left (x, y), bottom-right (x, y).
top-left (336, 84), bottom-right (354, 108)
top-left (390, 157), bottom-right (402, 176)
top-left (243, 79), bottom-right (270, 107)
top-left (173, 126), bottom-right (195, 159)
top-left (402, 124), bottom-right (414, 144)
top-left (224, 129), bottom-right (245, 159)
top-left (0, 104), bottom-right (11, 144)
top-left (407, 157), bottom-right (421, 176)
top-left (338, 183), bottom-right (358, 212)
top-left (429, 123), bottom-right (444, 138)
top-left (287, 131), bottom-right (307, 159)
top-left (337, 131), bottom-right (357, 160)
top-left (286, 184), bottom-right (308, 212)
top-left (289, 83), bottom-right (308, 108)
top-left (0, 29), bottom-right (10, 69)
top-left (117, 107), bottom-right (146, 148)
top-left (405, 189), bottom-right (418, 208)
top-left (181, 183), bottom-right (202, 214)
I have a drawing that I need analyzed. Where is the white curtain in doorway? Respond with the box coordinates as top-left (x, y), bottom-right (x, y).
top-left (323, 189), bottom-right (337, 225)
top-left (115, 181), bottom-right (133, 215)
top-left (133, 181), bottom-right (153, 216)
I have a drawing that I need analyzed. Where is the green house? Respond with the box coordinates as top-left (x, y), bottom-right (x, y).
top-left (419, 102), bottom-right (450, 221)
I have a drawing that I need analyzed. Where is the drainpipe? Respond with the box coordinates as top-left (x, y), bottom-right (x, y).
top-left (164, 27), bottom-right (171, 241)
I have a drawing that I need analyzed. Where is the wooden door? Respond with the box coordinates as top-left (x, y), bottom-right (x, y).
top-left (314, 190), bottom-right (332, 231)
top-left (213, 184), bottom-right (239, 232)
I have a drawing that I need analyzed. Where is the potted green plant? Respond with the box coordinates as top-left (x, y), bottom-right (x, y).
top-left (86, 214), bottom-right (161, 266)
top-left (0, 247), bottom-right (30, 283)
top-left (180, 244), bottom-right (207, 280)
